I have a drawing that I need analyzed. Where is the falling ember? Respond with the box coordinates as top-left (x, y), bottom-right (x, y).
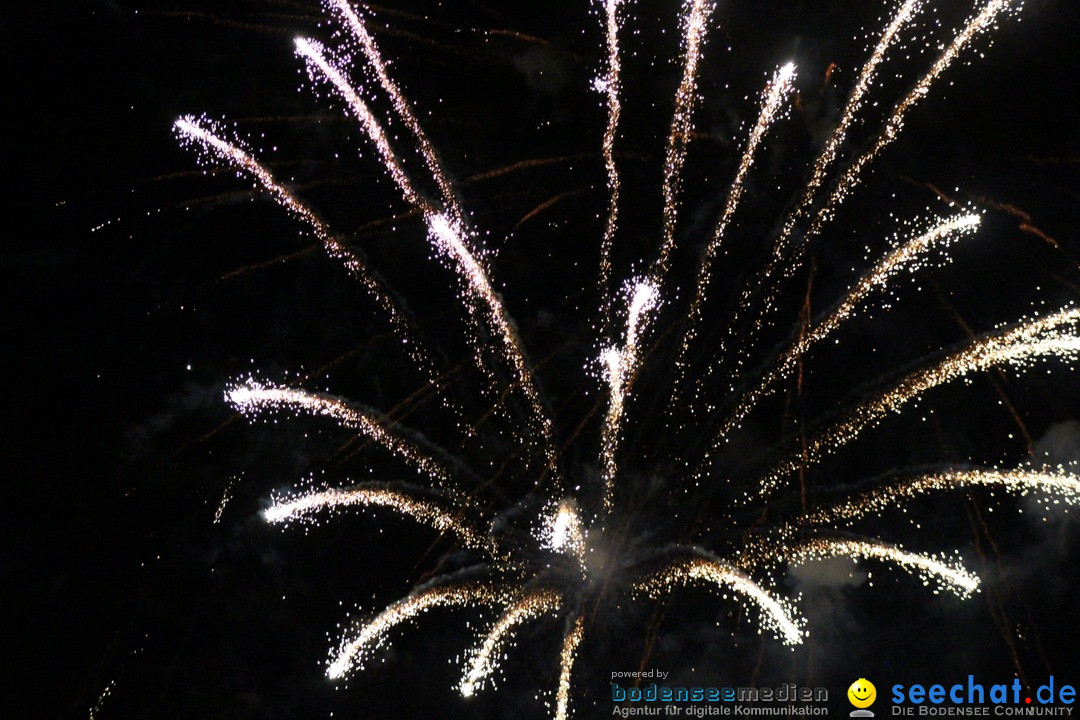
top-left (786, 538), bottom-right (980, 599)
top-left (760, 308), bottom-right (1080, 496)
top-left (635, 554), bottom-right (805, 645)
top-left (328, 583), bottom-right (508, 679)
top-left (554, 616), bottom-right (585, 720)
top-left (459, 590), bottom-right (563, 698)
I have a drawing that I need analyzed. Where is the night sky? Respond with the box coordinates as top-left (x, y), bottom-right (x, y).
top-left (6, 1), bottom-right (1080, 718)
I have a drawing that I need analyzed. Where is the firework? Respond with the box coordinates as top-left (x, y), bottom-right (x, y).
top-left (176, 0), bottom-right (1076, 717)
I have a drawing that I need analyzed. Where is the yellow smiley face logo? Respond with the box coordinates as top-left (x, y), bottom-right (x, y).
top-left (848, 678), bottom-right (876, 708)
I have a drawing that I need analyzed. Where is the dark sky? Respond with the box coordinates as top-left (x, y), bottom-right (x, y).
top-left (5, 1), bottom-right (1080, 719)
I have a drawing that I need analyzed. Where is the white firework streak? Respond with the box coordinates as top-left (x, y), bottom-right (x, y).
top-left (225, 381), bottom-right (453, 484)
top-left (787, 538), bottom-right (980, 598)
top-left (328, 583), bottom-right (509, 679)
top-left (764, 0), bottom-right (923, 276)
top-left (717, 212), bottom-right (982, 438)
top-left (459, 589), bottom-right (563, 698)
top-left (675, 62), bottom-right (798, 389)
top-left (264, 483), bottom-right (491, 551)
top-left (173, 117), bottom-right (433, 373)
top-left (654, 0), bottom-right (716, 277)
top-left (555, 616), bottom-right (586, 720)
top-left (759, 307), bottom-right (1080, 496)
top-left (295, 37), bottom-right (423, 206)
top-left (635, 554), bottom-right (805, 645)
top-left (808, 0), bottom-right (1020, 238)
top-left (325, 0), bottom-right (462, 219)
top-left (298, 40), bottom-right (558, 476)
top-left (598, 0), bottom-right (626, 315)
top-left (805, 468), bottom-right (1080, 526)
top-left (601, 280), bottom-right (660, 511)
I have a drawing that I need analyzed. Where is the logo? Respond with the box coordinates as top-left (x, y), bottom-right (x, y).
top-left (849, 678), bottom-right (877, 717)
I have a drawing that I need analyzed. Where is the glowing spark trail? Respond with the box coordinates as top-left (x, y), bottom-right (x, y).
top-left (459, 590), bottom-right (563, 698)
top-left (718, 213), bottom-right (982, 437)
top-left (601, 280), bottom-right (660, 510)
top-left (810, 0), bottom-right (1019, 238)
top-left (760, 308), bottom-right (1080, 496)
top-left (297, 38), bottom-right (557, 475)
top-left (636, 554), bottom-right (805, 645)
top-left (788, 538), bottom-right (980, 598)
top-left (328, 583), bottom-right (508, 679)
top-left (598, 0), bottom-right (625, 314)
top-left (654, 0), bottom-right (715, 277)
top-left (325, 0), bottom-right (462, 218)
top-left (225, 382), bottom-right (453, 484)
top-left (555, 616), bottom-right (585, 720)
top-left (264, 483), bottom-right (490, 550)
top-left (806, 468), bottom-right (1080, 526)
top-left (677, 62), bottom-right (797, 388)
top-left (765, 0), bottom-right (922, 276)
top-left (173, 117), bottom-right (432, 371)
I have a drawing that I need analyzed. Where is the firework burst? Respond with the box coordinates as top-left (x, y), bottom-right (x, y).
top-left (177, 0), bottom-right (1077, 717)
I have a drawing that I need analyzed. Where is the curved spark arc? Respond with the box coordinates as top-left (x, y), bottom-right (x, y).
top-left (555, 616), bottom-right (585, 720)
top-left (716, 212), bottom-right (982, 439)
top-left (601, 280), bottom-right (660, 512)
top-left (653, 0), bottom-right (716, 278)
top-left (296, 37), bottom-right (559, 479)
top-left (786, 538), bottom-right (980, 598)
top-left (674, 61), bottom-right (798, 397)
top-left (804, 468), bottom-right (1080, 526)
top-left (225, 382), bottom-right (455, 485)
top-left (264, 482), bottom-right (493, 552)
top-left (325, 0), bottom-right (463, 220)
top-left (172, 117), bottom-right (436, 374)
top-left (459, 589), bottom-right (564, 698)
top-left (759, 308), bottom-right (1080, 496)
top-left (635, 554), bottom-right (805, 645)
top-left (328, 582), bottom-right (510, 679)
top-left (598, 0), bottom-right (626, 317)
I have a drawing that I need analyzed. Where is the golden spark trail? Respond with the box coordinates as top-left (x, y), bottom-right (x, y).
top-left (328, 583), bottom-right (507, 679)
top-left (598, 0), bottom-right (625, 315)
top-left (788, 538), bottom-right (980, 598)
top-left (601, 281), bottom-right (660, 511)
top-left (173, 117), bottom-right (432, 371)
top-left (264, 483), bottom-right (490, 550)
top-left (654, 0), bottom-right (715, 277)
top-left (294, 38), bottom-right (422, 205)
top-left (226, 382), bottom-right (453, 484)
top-left (717, 213), bottom-right (981, 438)
top-left (806, 468), bottom-right (1080, 526)
top-left (298, 39), bottom-right (558, 476)
top-left (459, 590), bottom-right (563, 697)
top-left (764, 0), bottom-right (922, 277)
top-left (760, 308), bottom-right (1080, 495)
top-left (555, 616), bottom-right (585, 720)
top-left (809, 0), bottom-right (1019, 238)
top-left (427, 213), bottom-right (559, 478)
top-left (326, 0), bottom-right (461, 218)
top-left (675, 62), bottom-right (797, 391)
top-left (636, 555), bottom-right (804, 644)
